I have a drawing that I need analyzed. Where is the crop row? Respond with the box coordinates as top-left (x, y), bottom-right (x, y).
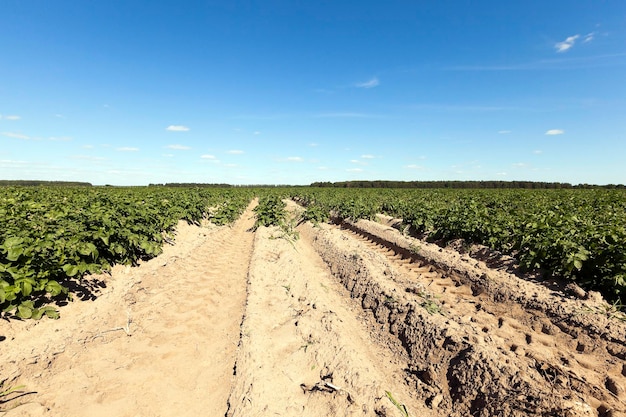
top-left (290, 188), bottom-right (626, 306)
top-left (0, 187), bottom-right (253, 319)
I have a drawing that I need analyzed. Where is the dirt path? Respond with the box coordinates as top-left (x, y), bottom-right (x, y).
top-left (225, 224), bottom-right (431, 416)
top-left (2, 202), bottom-right (257, 417)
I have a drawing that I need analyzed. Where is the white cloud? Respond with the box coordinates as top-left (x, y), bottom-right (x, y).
top-left (116, 147), bottom-right (139, 152)
top-left (82, 145), bottom-right (94, 149)
top-left (355, 77), bottom-right (379, 88)
top-left (347, 168), bottom-right (364, 172)
top-left (48, 136), bottom-right (72, 141)
top-left (583, 32), bottom-right (595, 43)
top-left (0, 115), bottom-right (20, 120)
top-left (496, 172), bottom-right (507, 176)
top-left (200, 154), bottom-right (217, 160)
top-left (498, 130), bottom-right (512, 134)
top-left (512, 162), bottom-right (527, 167)
top-left (286, 156), bottom-right (303, 162)
top-left (55, 114), bottom-right (65, 119)
top-left (533, 150), bottom-right (543, 154)
top-left (317, 166), bottom-right (329, 170)
top-left (166, 144), bottom-right (191, 150)
top-left (253, 131), bottom-right (261, 135)
top-left (555, 34), bottom-right (580, 52)
top-left (166, 125), bottom-right (190, 132)
top-left (350, 159), bottom-right (359, 163)
top-left (227, 150), bottom-right (244, 154)
top-left (545, 129), bottom-right (564, 135)
top-left (309, 142), bottom-right (319, 147)
top-left (0, 159), bottom-right (27, 165)
top-left (2, 132), bottom-right (30, 140)
top-left (406, 164), bottom-right (424, 170)
top-left (361, 154), bottom-right (375, 159)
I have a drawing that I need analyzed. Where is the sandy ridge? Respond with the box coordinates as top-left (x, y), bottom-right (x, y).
top-left (225, 225), bottom-right (431, 416)
top-left (317, 216), bottom-right (626, 416)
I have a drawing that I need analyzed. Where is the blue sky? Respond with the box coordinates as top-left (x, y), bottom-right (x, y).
top-left (1, 0), bottom-right (625, 185)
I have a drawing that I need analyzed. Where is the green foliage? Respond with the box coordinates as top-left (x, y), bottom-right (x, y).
top-left (385, 391), bottom-right (409, 417)
top-left (253, 194), bottom-right (287, 229)
top-left (0, 186), bottom-right (252, 319)
top-left (301, 204), bottom-right (329, 225)
top-left (0, 379), bottom-right (29, 412)
top-left (289, 188), bottom-right (626, 308)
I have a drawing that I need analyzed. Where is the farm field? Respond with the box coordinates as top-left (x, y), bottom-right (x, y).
top-left (1, 187), bottom-right (626, 416)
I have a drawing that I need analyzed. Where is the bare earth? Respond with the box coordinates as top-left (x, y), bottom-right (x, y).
top-left (2, 201), bottom-right (625, 416)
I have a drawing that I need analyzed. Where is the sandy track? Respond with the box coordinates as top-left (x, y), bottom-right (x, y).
top-left (2, 202), bottom-right (257, 417)
top-left (225, 225), bottom-right (431, 417)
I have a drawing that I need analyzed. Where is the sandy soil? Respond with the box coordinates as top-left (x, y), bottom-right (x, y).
top-left (2, 200), bottom-right (625, 416)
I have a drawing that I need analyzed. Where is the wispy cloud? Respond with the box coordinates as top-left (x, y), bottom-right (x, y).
top-left (227, 150), bottom-right (244, 154)
top-left (533, 150), bottom-right (543, 154)
top-left (583, 32), bottom-right (595, 43)
top-left (253, 131), bottom-right (261, 135)
top-left (200, 154), bottom-right (218, 160)
top-left (346, 168), bottom-right (364, 172)
top-left (286, 156), bottom-right (303, 162)
top-left (0, 115), bottom-right (21, 120)
top-left (0, 159), bottom-right (28, 164)
top-left (166, 125), bottom-right (190, 132)
top-left (512, 162), bottom-right (527, 168)
top-left (2, 132), bottom-right (29, 140)
top-left (355, 77), bottom-right (379, 88)
top-left (116, 147), bottom-right (139, 152)
top-left (48, 136), bottom-right (72, 141)
top-left (498, 130), bottom-right (512, 134)
top-left (555, 34), bottom-right (580, 53)
top-left (545, 129), bottom-right (564, 135)
top-left (166, 144), bottom-right (191, 150)
top-left (406, 164), bottom-right (425, 170)
top-left (361, 154), bottom-right (375, 159)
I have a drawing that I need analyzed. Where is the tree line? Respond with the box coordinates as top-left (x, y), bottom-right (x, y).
top-left (309, 180), bottom-right (625, 189)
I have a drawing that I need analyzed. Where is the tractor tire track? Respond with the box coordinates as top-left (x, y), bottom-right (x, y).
top-left (310, 216), bottom-right (626, 416)
top-left (3, 202), bottom-right (257, 417)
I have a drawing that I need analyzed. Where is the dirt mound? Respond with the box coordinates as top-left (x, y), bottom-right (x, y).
top-left (308, 216), bottom-right (626, 416)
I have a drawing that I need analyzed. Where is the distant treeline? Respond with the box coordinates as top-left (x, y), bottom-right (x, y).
top-left (0, 180), bottom-right (92, 187)
top-left (310, 180), bottom-right (626, 189)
